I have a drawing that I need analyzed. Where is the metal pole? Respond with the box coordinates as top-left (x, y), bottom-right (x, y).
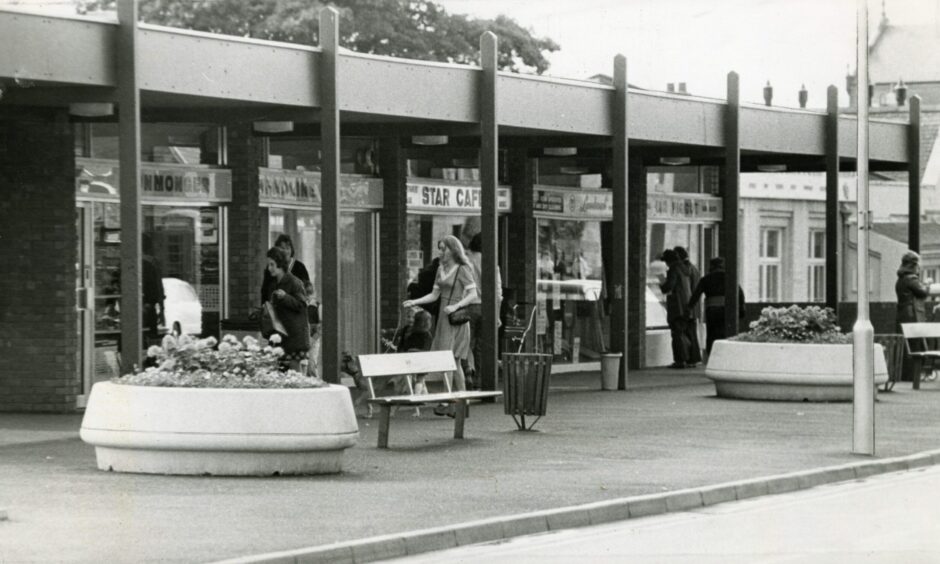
top-left (612, 55), bottom-right (629, 388)
top-left (723, 72), bottom-right (741, 336)
top-left (479, 32), bottom-right (499, 393)
top-left (853, 0), bottom-right (875, 456)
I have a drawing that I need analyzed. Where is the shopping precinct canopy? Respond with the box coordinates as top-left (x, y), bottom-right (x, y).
top-left (0, 6), bottom-right (912, 172)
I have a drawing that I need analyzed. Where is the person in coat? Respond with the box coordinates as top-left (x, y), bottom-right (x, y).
top-left (265, 246), bottom-right (310, 373)
top-left (688, 257), bottom-right (746, 359)
top-left (260, 234), bottom-right (309, 307)
top-left (659, 249), bottom-right (693, 368)
top-left (896, 250), bottom-right (934, 381)
top-left (674, 246), bottom-right (702, 366)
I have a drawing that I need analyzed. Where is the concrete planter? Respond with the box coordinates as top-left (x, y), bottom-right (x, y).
top-left (705, 341), bottom-right (888, 402)
top-left (80, 382), bottom-right (359, 476)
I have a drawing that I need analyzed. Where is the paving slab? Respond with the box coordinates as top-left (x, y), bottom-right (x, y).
top-left (2, 369), bottom-right (940, 563)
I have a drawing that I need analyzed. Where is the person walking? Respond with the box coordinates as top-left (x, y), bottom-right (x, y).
top-left (260, 234), bottom-right (309, 307)
top-left (688, 257), bottom-right (746, 359)
top-left (466, 233), bottom-right (502, 390)
top-left (403, 235), bottom-right (476, 407)
top-left (264, 246), bottom-right (310, 373)
top-left (674, 246), bottom-right (702, 366)
top-left (659, 249), bottom-right (693, 368)
top-left (896, 250), bottom-right (933, 381)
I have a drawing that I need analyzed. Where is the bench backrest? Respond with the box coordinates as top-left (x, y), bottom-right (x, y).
top-left (900, 322), bottom-right (940, 340)
top-left (357, 350), bottom-right (457, 378)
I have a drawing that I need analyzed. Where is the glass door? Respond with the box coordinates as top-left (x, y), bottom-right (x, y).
top-left (91, 202), bottom-right (124, 388)
top-left (76, 204), bottom-right (93, 406)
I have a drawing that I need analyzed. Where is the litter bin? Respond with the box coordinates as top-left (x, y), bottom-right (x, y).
top-left (600, 352), bottom-right (622, 391)
top-left (502, 353), bottom-right (552, 431)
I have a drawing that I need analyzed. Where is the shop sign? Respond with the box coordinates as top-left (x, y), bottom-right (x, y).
top-left (533, 186), bottom-right (612, 219)
top-left (647, 193), bottom-right (722, 221)
top-left (75, 159), bottom-right (232, 202)
top-left (406, 181), bottom-right (512, 213)
top-left (258, 168), bottom-right (383, 209)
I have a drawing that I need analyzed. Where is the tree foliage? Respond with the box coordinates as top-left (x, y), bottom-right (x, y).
top-left (75, 0), bottom-right (559, 74)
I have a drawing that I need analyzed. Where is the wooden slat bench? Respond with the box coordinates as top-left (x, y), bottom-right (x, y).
top-left (357, 351), bottom-right (502, 448)
top-left (900, 322), bottom-right (940, 390)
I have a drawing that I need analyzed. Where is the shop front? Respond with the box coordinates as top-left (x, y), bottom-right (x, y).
top-left (74, 157), bottom-right (231, 406)
top-left (258, 167), bottom-right (383, 363)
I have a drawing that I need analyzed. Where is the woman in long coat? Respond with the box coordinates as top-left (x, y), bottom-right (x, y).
top-left (896, 250), bottom-right (933, 381)
top-left (265, 246), bottom-right (310, 372)
top-left (403, 235), bottom-right (476, 393)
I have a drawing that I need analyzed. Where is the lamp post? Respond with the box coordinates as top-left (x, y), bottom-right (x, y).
top-left (853, 0), bottom-right (875, 456)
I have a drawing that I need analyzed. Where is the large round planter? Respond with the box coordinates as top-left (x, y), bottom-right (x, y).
top-left (80, 382), bottom-right (359, 476)
top-left (705, 341), bottom-right (889, 402)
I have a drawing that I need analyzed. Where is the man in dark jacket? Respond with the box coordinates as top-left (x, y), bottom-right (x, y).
top-left (660, 249), bottom-right (692, 368)
top-left (674, 246), bottom-right (703, 366)
top-left (689, 257), bottom-right (746, 358)
top-left (896, 250), bottom-right (933, 381)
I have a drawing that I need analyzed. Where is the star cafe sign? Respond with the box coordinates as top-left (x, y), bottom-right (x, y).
top-left (406, 181), bottom-right (512, 213)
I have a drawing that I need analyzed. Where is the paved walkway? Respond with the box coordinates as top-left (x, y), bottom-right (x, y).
top-left (2, 368), bottom-right (940, 563)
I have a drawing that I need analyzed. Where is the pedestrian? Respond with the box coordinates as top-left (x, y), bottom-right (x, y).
top-left (304, 280), bottom-right (321, 377)
top-left (403, 235), bottom-right (476, 414)
top-left (264, 246), bottom-right (310, 373)
top-left (659, 249), bottom-right (693, 368)
top-left (688, 257), bottom-right (746, 359)
top-left (260, 234), bottom-right (309, 307)
top-left (465, 233), bottom-right (502, 390)
top-left (674, 246), bottom-right (702, 366)
top-left (896, 250), bottom-right (934, 381)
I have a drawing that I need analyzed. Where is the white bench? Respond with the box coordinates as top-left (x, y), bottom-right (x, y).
top-left (357, 351), bottom-right (502, 448)
top-left (900, 322), bottom-right (940, 389)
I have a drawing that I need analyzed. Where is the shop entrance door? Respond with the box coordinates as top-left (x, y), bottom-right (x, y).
top-left (76, 201), bottom-right (124, 406)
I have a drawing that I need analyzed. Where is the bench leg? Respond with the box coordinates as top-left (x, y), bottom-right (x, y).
top-left (453, 400), bottom-right (467, 439)
top-left (914, 358), bottom-right (922, 391)
top-left (377, 404), bottom-right (391, 448)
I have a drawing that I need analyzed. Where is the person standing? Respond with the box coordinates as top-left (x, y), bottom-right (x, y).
top-left (466, 233), bottom-right (502, 390)
top-left (264, 246), bottom-right (310, 373)
top-left (896, 251), bottom-right (933, 381)
top-left (659, 249), bottom-right (692, 368)
top-left (403, 235), bottom-right (476, 402)
top-left (260, 234), bottom-right (309, 307)
top-left (674, 246), bottom-right (702, 366)
top-left (688, 257), bottom-right (746, 359)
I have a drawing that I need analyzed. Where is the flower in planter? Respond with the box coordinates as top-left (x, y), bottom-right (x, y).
top-left (733, 305), bottom-right (851, 344)
top-left (115, 334), bottom-right (328, 389)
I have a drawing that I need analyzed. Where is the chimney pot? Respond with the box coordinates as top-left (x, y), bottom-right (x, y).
top-left (667, 83), bottom-right (675, 93)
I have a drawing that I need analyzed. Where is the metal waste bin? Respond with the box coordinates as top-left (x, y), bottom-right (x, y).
top-left (502, 353), bottom-right (552, 431)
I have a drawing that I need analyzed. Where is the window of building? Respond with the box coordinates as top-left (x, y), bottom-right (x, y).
top-left (759, 227), bottom-right (782, 301)
top-left (808, 230), bottom-right (825, 302)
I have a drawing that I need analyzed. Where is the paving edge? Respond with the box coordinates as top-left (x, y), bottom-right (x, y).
top-left (214, 449), bottom-right (940, 564)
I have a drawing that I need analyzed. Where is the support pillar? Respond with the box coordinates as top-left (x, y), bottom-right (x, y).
top-left (626, 157), bottom-right (647, 370)
top-left (319, 7), bottom-right (341, 383)
top-left (722, 72), bottom-right (741, 336)
top-left (378, 137), bottom-right (407, 334)
top-left (117, 0), bottom-right (142, 372)
top-left (825, 85), bottom-right (840, 311)
top-left (909, 95), bottom-right (921, 253)
top-left (479, 32), bottom-right (499, 392)
top-left (506, 148), bottom-right (537, 352)
top-left (611, 55), bottom-right (630, 386)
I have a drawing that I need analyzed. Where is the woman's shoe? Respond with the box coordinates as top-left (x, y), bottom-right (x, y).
top-left (433, 404), bottom-right (451, 417)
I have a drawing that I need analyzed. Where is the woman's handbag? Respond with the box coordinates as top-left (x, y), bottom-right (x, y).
top-left (446, 265), bottom-right (479, 325)
top-left (261, 301), bottom-right (287, 337)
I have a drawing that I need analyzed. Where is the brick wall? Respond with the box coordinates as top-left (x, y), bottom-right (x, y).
top-left (226, 123), bottom-right (266, 319)
top-left (0, 112), bottom-right (79, 412)
top-left (377, 137), bottom-right (406, 331)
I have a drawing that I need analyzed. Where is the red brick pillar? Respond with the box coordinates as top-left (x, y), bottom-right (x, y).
top-left (226, 123), bottom-right (267, 319)
top-left (0, 111), bottom-right (79, 412)
top-left (378, 137), bottom-right (407, 333)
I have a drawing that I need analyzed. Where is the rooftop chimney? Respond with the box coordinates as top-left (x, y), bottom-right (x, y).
top-left (895, 78), bottom-right (907, 106)
top-left (678, 82), bottom-right (687, 94)
top-left (666, 83), bottom-right (675, 93)
top-left (798, 84), bottom-right (808, 108)
top-left (763, 81), bottom-right (773, 106)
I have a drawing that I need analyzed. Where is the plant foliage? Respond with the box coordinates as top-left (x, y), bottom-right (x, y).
top-left (75, 0), bottom-right (560, 74)
top-left (115, 334), bottom-right (328, 388)
top-left (733, 305), bottom-right (851, 344)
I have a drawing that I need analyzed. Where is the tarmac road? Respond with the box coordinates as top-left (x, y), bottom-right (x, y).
top-left (394, 466), bottom-right (940, 563)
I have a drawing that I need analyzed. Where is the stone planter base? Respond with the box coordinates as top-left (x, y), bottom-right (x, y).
top-left (705, 341), bottom-right (888, 402)
top-left (80, 382), bottom-right (359, 476)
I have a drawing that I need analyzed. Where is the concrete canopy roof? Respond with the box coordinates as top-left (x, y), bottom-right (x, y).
top-left (0, 8), bottom-right (911, 171)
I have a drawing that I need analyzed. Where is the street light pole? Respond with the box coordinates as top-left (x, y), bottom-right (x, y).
top-left (853, 0), bottom-right (875, 456)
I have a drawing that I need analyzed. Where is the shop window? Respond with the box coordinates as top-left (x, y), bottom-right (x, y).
top-left (267, 136), bottom-right (376, 175)
top-left (74, 123), bottom-right (224, 164)
top-left (808, 230), bottom-right (825, 302)
top-left (405, 215), bottom-right (480, 282)
top-left (759, 227), bottom-right (783, 301)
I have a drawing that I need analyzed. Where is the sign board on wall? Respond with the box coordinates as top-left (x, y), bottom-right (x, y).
top-left (406, 180), bottom-right (512, 214)
top-left (258, 168), bottom-right (384, 209)
top-left (75, 158), bottom-right (232, 202)
top-left (533, 185), bottom-right (722, 222)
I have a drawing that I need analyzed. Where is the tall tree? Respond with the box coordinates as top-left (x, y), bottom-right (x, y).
top-left (75, 0), bottom-right (559, 74)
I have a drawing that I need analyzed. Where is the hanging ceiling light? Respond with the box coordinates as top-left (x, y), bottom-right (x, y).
top-left (69, 103), bottom-right (115, 117)
top-left (253, 121), bottom-right (294, 134)
top-left (411, 135), bottom-right (449, 146)
top-left (757, 164), bottom-right (787, 172)
top-left (659, 156), bottom-right (690, 166)
top-left (543, 147), bottom-right (577, 156)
